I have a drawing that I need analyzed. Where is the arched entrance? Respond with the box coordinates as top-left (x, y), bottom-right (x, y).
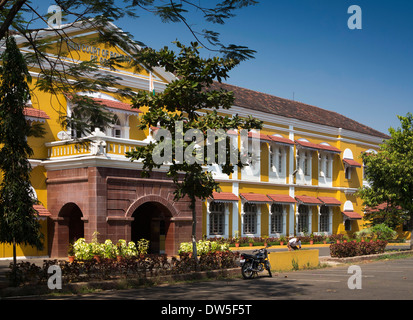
top-left (131, 202), bottom-right (171, 254)
top-left (59, 203), bottom-right (84, 244)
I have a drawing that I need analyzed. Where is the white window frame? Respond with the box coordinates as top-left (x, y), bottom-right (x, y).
top-left (269, 203), bottom-right (287, 236)
top-left (241, 202), bottom-right (261, 237)
top-left (269, 144), bottom-right (287, 183)
top-left (319, 151), bottom-right (333, 187)
top-left (206, 200), bottom-right (229, 238)
top-left (296, 149), bottom-right (312, 185)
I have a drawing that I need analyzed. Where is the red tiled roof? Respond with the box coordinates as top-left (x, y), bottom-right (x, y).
top-left (23, 108), bottom-right (50, 120)
top-left (33, 205), bottom-right (51, 217)
top-left (240, 193), bottom-right (271, 203)
top-left (295, 195), bottom-right (323, 205)
top-left (247, 132), bottom-right (273, 142)
top-left (267, 194), bottom-right (296, 204)
top-left (296, 140), bottom-right (341, 153)
top-left (343, 158), bottom-right (362, 168)
top-left (92, 98), bottom-right (142, 114)
top-left (209, 82), bottom-right (389, 140)
top-left (342, 211), bottom-right (363, 220)
top-left (268, 135), bottom-right (295, 145)
top-left (318, 197), bottom-right (342, 206)
top-left (211, 192), bottom-right (239, 202)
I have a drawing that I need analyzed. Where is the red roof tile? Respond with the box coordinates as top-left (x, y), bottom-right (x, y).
top-left (295, 195), bottom-right (323, 205)
top-left (247, 132), bottom-right (273, 142)
top-left (267, 194), bottom-right (296, 204)
top-left (342, 211), bottom-right (363, 220)
top-left (268, 135), bottom-right (295, 145)
top-left (296, 140), bottom-right (341, 153)
top-left (209, 82), bottom-right (389, 140)
top-left (33, 205), bottom-right (51, 217)
top-left (240, 193), bottom-right (271, 203)
top-left (343, 158), bottom-right (362, 168)
top-left (211, 192), bottom-right (239, 202)
top-left (318, 197), bottom-right (342, 206)
top-left (23, 108), bottom-right (50, 120)
top-left (92, 98), bottom-right (142, 114)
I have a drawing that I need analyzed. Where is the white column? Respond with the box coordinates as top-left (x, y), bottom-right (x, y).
top-left (289, 203), bottom-right (295, 236)
top-left (232, 182), bottom-right (239, 237)
top-left (224, 203), bottom-right (230, 238)
top-left (282, 207), bottom-right (287, 235)
top-left (329, 208), bottom-right (333, 235)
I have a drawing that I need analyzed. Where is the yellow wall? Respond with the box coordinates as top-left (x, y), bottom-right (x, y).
top-left (269, 249), bottom-right (319, 271)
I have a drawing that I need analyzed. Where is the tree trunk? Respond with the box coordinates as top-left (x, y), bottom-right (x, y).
top-left (12, 237), bottom-right (17, 286)
top-left (190, 195), bottom-right (198, 262)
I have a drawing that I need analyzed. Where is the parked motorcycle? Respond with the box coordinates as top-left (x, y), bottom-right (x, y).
top-left (239, 244), bottom-right (272, 279)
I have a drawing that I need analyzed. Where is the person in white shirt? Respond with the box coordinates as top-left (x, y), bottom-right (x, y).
top-left (287, 236), bottom-right (302, 251)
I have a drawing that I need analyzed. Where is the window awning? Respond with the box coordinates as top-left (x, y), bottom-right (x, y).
top-left (211, 192), bottom-right (239, 203)
top-left (240, 193), bottom-right (272, 203)
top-left (342, 211), bottom-right (363, 220)
top-left (343, 158), bottom-right (362, 168)
top-left (24, 108), bottom-right (50, 122)
top-left (267, 135), bottom-right (295, 146)
top-left (247, 132), bottom-right (273, 143)
top-left (295, 140), bottom-right (341, 154)
top-left (92, 98), bottom-right (142, 116)
top-left (33, 204), bottom-right (52, 217)
top-left (295, 195), bottom-right (323, 205)
top-left (318, 197), bottom-right (342, 206)
top-left (267, 194), bottom-right (296, 204)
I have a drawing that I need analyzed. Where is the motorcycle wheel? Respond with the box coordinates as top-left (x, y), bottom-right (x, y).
top-left (241, 261), bottom-right (254, 279)
top-left (266, 261), bottom-right (272, 277)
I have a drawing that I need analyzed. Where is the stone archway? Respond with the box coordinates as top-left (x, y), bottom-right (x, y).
top-left (59, 202), bottom-right (84, 244)
top-left (131, 202), bottom-right (171, 254)
top-left (126, 195), bottom-right (177, 255)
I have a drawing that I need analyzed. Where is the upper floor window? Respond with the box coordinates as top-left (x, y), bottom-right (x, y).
top-left (111, 115), bottom-right (122, 138)
top-left (269, 144), bottom-right (286, 179)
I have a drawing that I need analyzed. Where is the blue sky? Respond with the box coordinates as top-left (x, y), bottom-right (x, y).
top-left (30, 1), bottom-right (413, 135)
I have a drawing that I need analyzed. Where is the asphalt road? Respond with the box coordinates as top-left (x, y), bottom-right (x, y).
top-left (15, 254), bottom-right (413, 302)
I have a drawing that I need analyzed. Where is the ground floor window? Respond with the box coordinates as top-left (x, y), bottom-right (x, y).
top-left (209, 202), bottom-right (225, 236)
top-left (320, 205), bottom-right (330, 233)
top-left (270, 204), bottom-right (283, 234)
top-left (243, 203), bottom-right (257, 234)
top-left (298, 205), bottom-right (309, 233)
top-left (344, 219), bottom-right (352, 231)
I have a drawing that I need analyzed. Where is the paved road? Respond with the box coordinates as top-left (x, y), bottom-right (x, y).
top-left (11, 254), bottom-right (413, 302)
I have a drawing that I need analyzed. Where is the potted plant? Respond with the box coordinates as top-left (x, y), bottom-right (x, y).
top-left (310, 234), bottom-right (314, 245)
top-left (279, 235), bottom-right (286, 246)
top-left (248, 237), bottom-right (254, 247)
top-left (68, 243), bottom-right (75, 263)
top-left (233, 231), bottom-right (240, 247)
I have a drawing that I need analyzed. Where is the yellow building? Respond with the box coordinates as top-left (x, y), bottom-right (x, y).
top-left (204, 82), bottom-right (390, 240)
top-left (0, 21), bottom-right (392, 259)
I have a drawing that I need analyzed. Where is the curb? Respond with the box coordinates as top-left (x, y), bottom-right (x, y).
top-left (0, 268), bottom-right (241, 298)
top-left (320, 249), bottom-right (413, 264)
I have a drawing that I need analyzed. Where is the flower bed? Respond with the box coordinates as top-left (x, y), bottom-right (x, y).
top-left (7, 251), bottom-right (240, 287)
top-left (330, 240), bottom-right (388, 258)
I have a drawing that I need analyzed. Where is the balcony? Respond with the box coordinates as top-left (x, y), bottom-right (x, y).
top-left (45, 128), bottom-right (148, 160)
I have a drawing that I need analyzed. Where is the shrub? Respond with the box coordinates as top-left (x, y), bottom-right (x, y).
top-left (72, 238), bottom-right (150, 261)
top-left (178, 240), bottom-right (230, 255)
top-left (330, 240), bottom-right (388, 258)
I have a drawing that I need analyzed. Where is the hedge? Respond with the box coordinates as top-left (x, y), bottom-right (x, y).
top-left (330, 240), bottom-right (388, 258)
